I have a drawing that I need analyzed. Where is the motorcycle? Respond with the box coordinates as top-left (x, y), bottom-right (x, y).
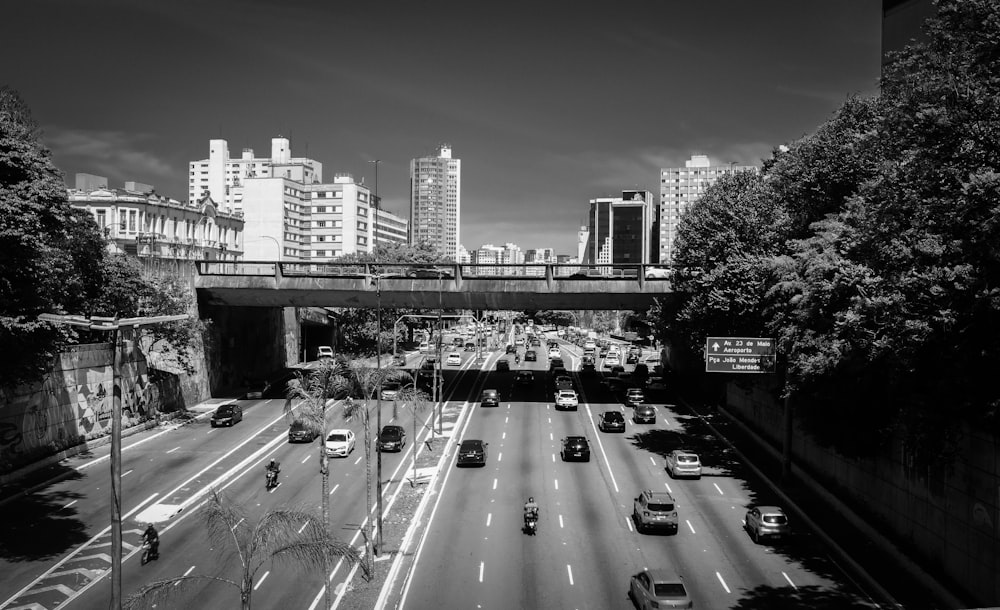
top-left (140, 540), bottom-right (159, 564)
top-left (523, 513), bottom-right (538, 535)
top-left (265, 468), bottom-right (279, 490)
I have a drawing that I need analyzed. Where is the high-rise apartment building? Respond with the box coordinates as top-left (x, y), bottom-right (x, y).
top-left (410, 145), bottom-right (460, 260)
top-left (584, 190), bottom-right (654, 268)
top-left (189, 137), bottom-right (322, 212)
top-left (469, 243), bottom-right (523, 276)
top-left (658, 155), bottom-right (758, 265)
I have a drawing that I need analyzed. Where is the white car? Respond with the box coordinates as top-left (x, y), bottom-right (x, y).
top-left (604, 354), bottom-right (621, 367)
top-left (317, 345), bottom-right (334, 359)
top-left (555, 389), bottom-right (579, 410)
top-left (547, 348), bottom-right (561, 359)
top-left (446, 352), bottom-right (462, 366)
top-left (325, 429), bottom-right (356, 457)
top-left (380, 382), bottom-right (401, 401)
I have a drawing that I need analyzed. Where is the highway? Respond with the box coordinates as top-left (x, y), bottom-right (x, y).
top-left (0, 328), bottom-right (885, 609)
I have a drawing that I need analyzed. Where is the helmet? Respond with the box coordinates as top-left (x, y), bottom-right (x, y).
top-left (528, 497), bottom-right (534, 503)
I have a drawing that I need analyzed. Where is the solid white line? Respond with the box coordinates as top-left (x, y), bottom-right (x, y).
top-left (175, 565), bottom-right (195, 586)
top-left (166, 447), bottom-right (180, 454)
top-left (686, 520), bottom-right (696, 534)
top-left (567, 564), bottom-right (574, 585)
top-left (479, 561), bottom-right (485, 583)
top-left (714, 483), bottom-right (725, 495)
top-left (492, 478), bottom-right (498, 490)
top-left (783, 572), bottom-right (797, 588)
top-left (254, 570), bottom-right (269, 590)
top-left (716, 572), bottom-right (731, 593)
top-left (486, 513), bottom-right (492, 527)
top-left (301, 454), bottom-right (311, 464)
top-left (582, 404), bottom-right (620, 493)
top-left (559, 514), bottom-right (564, 529)
top-left (330, 483), bottom-right (340, 496)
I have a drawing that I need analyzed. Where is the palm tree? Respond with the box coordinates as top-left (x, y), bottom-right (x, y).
top-left (123, 489), bottom-right (363, 610)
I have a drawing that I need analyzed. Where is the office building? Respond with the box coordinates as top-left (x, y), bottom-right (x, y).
top-left (584, 190), bottom-right (654, 269)
top-left (470, 243), bottom-right (523, 276)
top-left (410, 145), bottom-right (460, 260)
top-left (68, 174), bottom-right (243, 262)
top-left (658, 155), bottom-right (758, 264)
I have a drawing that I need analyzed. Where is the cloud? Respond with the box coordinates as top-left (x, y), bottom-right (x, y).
top-left (43, 127), bottom-right (178, 189)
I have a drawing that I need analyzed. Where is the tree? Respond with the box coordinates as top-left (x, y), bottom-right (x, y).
top-left (123, 489), bottom-right (362, 610)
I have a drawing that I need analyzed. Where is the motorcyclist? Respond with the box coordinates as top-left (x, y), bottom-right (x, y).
top-left (515, 352), bottom-right (521, 364)
top-left (142, 524), bottom-right (159, 558)
top-left (524, 497), bottom-right (539, 523)
top-left (266, 458), bottom-right (280, 486)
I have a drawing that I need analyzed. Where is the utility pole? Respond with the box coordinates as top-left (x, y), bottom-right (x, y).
top-left (38, 313), bottom-right (188, 610)
top-left (369, 158), bottom-right (384, 555)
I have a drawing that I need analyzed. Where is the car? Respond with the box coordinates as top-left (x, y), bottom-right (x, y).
top-left (580, 354), bottom-right (596, 370)
top-left (506, 344), bottom-right (517, 354)
top-left (496, 358), bottom-right (510, 371)
top-left (530, 338), bottom-right (541, 347)
top-left (377, 424), bottom-right (406, 452)
top-left (514, 336), bottom-right (525, 346)
top-left (456, 439), bottom-right (487, 467)
top-left (547, 347), bottom-right (561, 359)
top-left (549, 357), bottom-right (565, 370)
top-left (633, 489), bottom-right (678, 534)
top-left (633, 404), bottom-right (656, 424)
top-left (210, 403), bottom-right (243, 427)
top-left (554, 374), bottom-right (574, 389)
top-left (515, 370), bottom-right (534, 385)
top-left (560, 436), bottom-right (591, 462)
top-left (317, 345), bottom-right (334, 359)
top-left (644, 267), bottom-right (675, 279)
top-left (665, 450), bottom-right (702, 479)
top-left (244, 380), bottom-right (269, 400)
top-left (446, 352), bottom-right (462, 366)
top-left (645, 376), bottom-right (667, 391)
top-left (604, 354), bottom-right (621, 368)
top-left (745, 506), bottom-right (791, 543)
top-left (287, 419), bottom-right (317, 443)
top-left (464, 342), bottom-right (476, 352)
top-left (626, 352), bottom-right (639, 365)
top-left (598, 410), bottom-right (626, 432)
top-left (628, 568), bottom-right (692, 609)
top-left (392, 353), bottom-right (407, 366)
top-left (584, 340), bottom-right (596, 351)
top-left (480, 388), bottom-right (499, 407)
top-left (524, 349), bottom-right (537, 362)
top-left (325, 429), bottom-right (356, 457)
top-left (625, 388), bottom-right (645, 407)
top-left (555, 389), bottom-right (579, 410)
top-left (380, 382), bottom-right (401, 401)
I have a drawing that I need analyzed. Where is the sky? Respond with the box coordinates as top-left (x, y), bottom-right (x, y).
top-left (3, 0), bottom-right (883, 255)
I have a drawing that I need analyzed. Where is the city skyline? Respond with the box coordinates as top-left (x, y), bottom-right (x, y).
top-left (3, 1), bottom-right (883, 254)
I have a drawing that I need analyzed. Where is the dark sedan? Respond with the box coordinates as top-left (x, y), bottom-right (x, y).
top-left (377, 425), bottom-right (406, 452)
top-left (211, 403), bottom-right (243, 427)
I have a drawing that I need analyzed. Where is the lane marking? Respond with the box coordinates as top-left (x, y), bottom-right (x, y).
top-left (716, 572), bottom-right (731, 593)
top-left (166, 447), bottom-right (180, 454)
top-left (176, 565), bottom-right (195, 586)
top-left (62, 500), bottom-right (77, 510)
top-left (551, 454), bottom-right (555, 462)
top-left (649, 457), bottom-right (656, 466)
top-left (122, 469), bottom-right (133, 477)
top-left (497, 452), bottom-right (503, 462)
top-left (549, 432), bottom-right (553, 441)
top-left (330, 483), bottom-right (340, 496)
top-left (582, 404), bottom-right (620, 493)
top-left (254, 570), bottom-right (269, 590)
top-left (686, 520), bottom-right (696, 534)
top-left (554, 479), bottom-right (559, 491)
top-left (783, 572), bottom-right (797, 588)
top-left (479, 561), bottom-right (485, 583)
top-left (354, 456), bottom-right (363, 465)
top-left (301, 454), bottom-right (311, 464)
top-left (567, 564), bottom-right (574, 586)
top-left (625, 516), bottom-right (633, 532)
top-left (492, 479), bottom-right (498, 491)
top-left (232, 517), bottom-right (244, 530)
top-left (559, 514), bottom-right (564, 529)
top-left (665, 482), bottom-right (673, 494)
top-left (502, 432), bottom-right (506, 440)
top-left (713, 483), bottom-right (725, 495)
top-left (504, 416), bottom-right (508, 424)
top-left (298, 521), bottom-right (310, 534)
top-left (486, 513), bottom-right (492, 527)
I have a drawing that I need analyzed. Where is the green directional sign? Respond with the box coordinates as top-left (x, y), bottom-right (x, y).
top-left (705, 336), bottom-right (776, 373)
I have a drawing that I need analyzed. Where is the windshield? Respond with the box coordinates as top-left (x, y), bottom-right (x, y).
top-left (328, 434), bottom-right (348, 442)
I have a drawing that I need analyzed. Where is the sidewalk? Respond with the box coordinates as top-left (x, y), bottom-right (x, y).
top-left (0, 397), bottom-right (232, 508)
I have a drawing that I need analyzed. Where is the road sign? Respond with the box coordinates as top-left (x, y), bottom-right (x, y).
top-left (705, 337), bottom-right (776, 373)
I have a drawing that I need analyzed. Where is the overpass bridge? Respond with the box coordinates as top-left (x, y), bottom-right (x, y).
top-left (194, 262), bottom-right (679, 311)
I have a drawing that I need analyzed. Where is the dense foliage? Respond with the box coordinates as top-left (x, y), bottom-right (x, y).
top-left (657, 0), bottom-right (1000, 462)
top-left (0, 86), bottom-right (202, 387)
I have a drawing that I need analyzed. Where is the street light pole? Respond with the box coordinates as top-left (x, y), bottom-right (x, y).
top-left (38, 313), bottom-right (187, 610)
top-left (369, 159), bottom-right (384, 556)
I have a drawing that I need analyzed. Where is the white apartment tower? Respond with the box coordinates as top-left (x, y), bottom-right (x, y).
top-left (410, 145), bottom-right (460, 260)
top-left (658, 154), bottom-right (758, 264)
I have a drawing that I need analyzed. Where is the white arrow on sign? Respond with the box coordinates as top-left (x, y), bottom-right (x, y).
top-left (712, 342), bottom-right (720, 351)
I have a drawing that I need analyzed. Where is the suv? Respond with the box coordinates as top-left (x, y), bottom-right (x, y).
top-left (377, 424), bottom-right (406, 452)
top-left (633, 404), bottom-right (656, 424)
top-left (464, 342), bottom-right (476, 352)
top-left (549, 357), bottom-right (565, 370)
top-left (581, 354), bottom-right (596, 370)
top-left (480, 388), bottom-right (499, 407)
top-left (665, 450), bottom-right (702, 479)
top-left (524, 349), bottom-right (537, 362)
top-left (515, 370), bottom-right (534, 385)
top-left (560, 436), bottom-right (591, 462)
top-left (598, 410), bottom-right (626, 432)
top-left (554, 375), bottom-right (574, 391)
top-left (745, 506), bottom-right (791, 543)
top-left (496, 359), bottom-right (510, 371)
top-left (633, 490), bottom-right (678, 534)
top-left (506, 344), bottom-right (517, 354)
top-left (456, 439), bottom-right (487, 467)
top-left (625, 388), bottom-right (645, 407)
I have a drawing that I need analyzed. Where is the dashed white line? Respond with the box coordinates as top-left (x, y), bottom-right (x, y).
top-left (232, 517), bottom-right (245, 530)
top-left (549, 432), bottom-right (553, 441)
top-left (329, 483), bottom-right (340, 496)
top-left (176, 565), bottom-right (195, 586)
top-left (625, 516), bottom-right (634, 532)
top-left (354, 456), bottom-right (363, 465)
top-left (301, 454), bottom-right (311, 464)
top-left (559, 514), bottom-right (564, 529)
top-left (479, 561), bottom-right (485, 583)
top-left (716, 572), bottom-right (731, 593)
top-left (62, 500), bottom-right (77, 510)
top-left (122, 469), bottom-right (133, 477)
top-left (567, 564), bottom-right (574, 585)
top-left (713, 483), bottom-right (725, 495)
top-left (782, 572), bottom-right (797, 588)
top-left (552, 454), bottom-right (556, 462)
top-left (665, 482), bottom-right (673, 494)
top-left (298, 520), bottom-right (310, 534)
top-left (548, 418), bottom-right (551, 424)
top-left (166, 447), bottom-right (180, 454)
top-left (504, 416), bottom-right (508, 423)
top-left (254, 570), bottom-right (269, 590)
top-left (649, 456), bottom-right (657, 466)
top-left (686, 520), bottom-right (696, 534)
top-left (492, 478), bottom-right (498, 490)
top-left (497, 452), bottom-right (502, 462)
top-left (486, 513), bottom-right (492, 527)
top-left (554, 479), bottom-right (559, 490)
top-left (502, 432), bottom-right (506, 440)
